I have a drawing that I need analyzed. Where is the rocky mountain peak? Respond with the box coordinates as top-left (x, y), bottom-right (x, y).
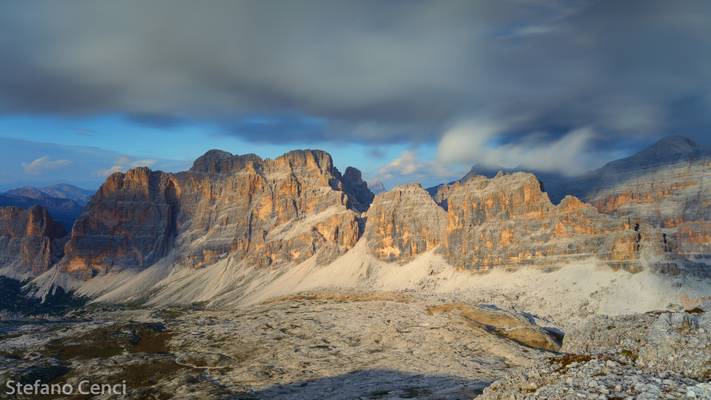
top-left (4, 141), bottom-right (705, 296)
top-left (191, 149), bottom-right (233, 169)
top-left (601, 135), bottom-right (705, 174)
top-left (343, 166), bottom-right (363, 181)
top-left (363, 169), bottom-right (659, 271)
top-left (557, 194), bottom-right (588, 209)
top-left (366, 183), bottom-right (447, 262)
top-left (24, 205), bottom-right (67, 238)
top-left (342, 166), bottom-right (374, 212)
top-left (54, 148), bottom-right (369, 278)
top-left (277, 149), bottom-right (334, 171)
top-left (191, 149), bottom-right (262, 175)
top-left (63, 167), bottom-right (178, 277)
top-left (633, 135), bottom-right (702, 161)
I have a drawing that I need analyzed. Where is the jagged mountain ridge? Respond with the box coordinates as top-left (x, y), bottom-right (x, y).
top-left (58, 149), bottom-right (370, 280)
top-left (0, 138), bottom-right (708, 306)
top-left (429, 136), bottom-right (711, 264)
top-left (552, 135), bottom-right (711, 201)
top-left (373, 175), bottom-right (658, 272)
top-left (549, 136), bottom-right (711, 261)
top-left (368, 180), bottom-right (387, 194)
top-left (6, 184), bottom-right (94, 204)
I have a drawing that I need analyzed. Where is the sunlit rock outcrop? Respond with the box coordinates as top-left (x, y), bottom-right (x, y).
top-left (441, 172), bottom-right (652, 271)
top-left (562, 136), bottom-right (711, 261)
top-left (365, 184), bottom-right (447, 262)
top-left (366, 172), bottom-right (657, 271)
top-left (59, 149), bottom-right (371, 278)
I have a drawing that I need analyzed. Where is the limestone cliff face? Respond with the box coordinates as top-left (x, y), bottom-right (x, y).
top-left (61, 167), bottom-right (179, 277)
top-left (564, 136), bottom-right (711, 260)
top-left (365, 184), bottom-right (447, 262)
top-left (60, 149), bottom-right (371, 277)
top-left (173, 149), bottom-right (363, 269)
top-left (441, 173), bottom-right (652, 271)
top-left (50, 141), bottom-right (710, 284)
top-left (0, 206), bottom-right (66, 276)
top-left (367, 172), bottom-right (660, 271)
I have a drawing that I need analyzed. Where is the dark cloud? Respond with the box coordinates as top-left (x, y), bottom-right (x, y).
top-left (1, 0), bottom-right (710, 149)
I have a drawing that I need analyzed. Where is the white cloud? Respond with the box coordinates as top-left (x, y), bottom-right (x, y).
top-left (131, 159), bottom-right (157, 168)
top-left (375, 149), bottom-right (455, 186)
top-left (437, 121), bottom-right (602, 176)
top-left (21, 156), bottom-right (71, 175)
top-left (95, 156), bottom-right (157, 177)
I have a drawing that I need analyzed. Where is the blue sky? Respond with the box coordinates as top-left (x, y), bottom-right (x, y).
top-left (0, 115), bottom-right (450, 191)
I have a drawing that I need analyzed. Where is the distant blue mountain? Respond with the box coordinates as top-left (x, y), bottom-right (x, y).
top-left (0, 184), bottom-right (93, 230)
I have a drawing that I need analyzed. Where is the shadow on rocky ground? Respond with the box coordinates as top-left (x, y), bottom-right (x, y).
top-left (235, 369), bottom-right (490, 400)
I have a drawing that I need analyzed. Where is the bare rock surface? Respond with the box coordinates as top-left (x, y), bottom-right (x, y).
top-left (563, 303), bottom-right (711, 381)
top-left (342, 166), bottom-right (375, 212)
top-left (438, 172), bottom-right (662, 271)
top-left (479, 353), bottom-right (711, 400)
top-left (0, 293), bottom-right (559, 400)
top-left (368, 173), bottom-right (663, 272)
top-left (480, 303), bottom-right (711, 399)
top-left (59, 149), bottom-right (372, 279)
top-left (445, 173), bottom-right (638, 270)
top-left (20, 145), bottom-right (710, 303)
top-left (365, 184), bottom-right (447, 262)
top-left (61, 167), bottom-right (178, 278)
top-left (425, 303), bottom-right (562, 352)
top-left (425, 137), bottom-right (711, 274)
top-left (560, 136), bottom-right (711, 263)
top-left (0, 206), bottom-right (66, 277)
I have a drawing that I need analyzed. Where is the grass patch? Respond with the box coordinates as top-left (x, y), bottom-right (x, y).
top-left (45, 322), bottom-right (172, 360)
top-left (551, 354), bottom-right (593, 371)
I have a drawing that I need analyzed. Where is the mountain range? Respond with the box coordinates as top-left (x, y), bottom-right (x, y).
top-left (0, 184), bottom-right (93, 230)
top-left (0, 136), bottom-right (709, 305)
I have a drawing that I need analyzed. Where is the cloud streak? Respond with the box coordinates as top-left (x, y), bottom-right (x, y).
top-left (375, 149), bottom-right (456, 187)
top-left (22, 156), bottom-right (71, 175)
top-left (96, 156), bottom-right (157, 177)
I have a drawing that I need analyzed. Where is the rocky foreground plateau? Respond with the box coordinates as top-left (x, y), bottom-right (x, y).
top-left (1, 291), bottom-right (710, 399)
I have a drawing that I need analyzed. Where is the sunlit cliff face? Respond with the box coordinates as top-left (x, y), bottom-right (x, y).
top-left (59, 150), bottom-right (368, 278)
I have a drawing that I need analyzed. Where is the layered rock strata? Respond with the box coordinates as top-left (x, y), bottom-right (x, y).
top-left (560, 136), bottom-right (711, 261)
top-left (367, 173), bottom-right (664, 271)
top-left (365, 184), bottom-right (447, 262)
top-left (443, 173), bottom-right (658, 271)
top-left (60, 150), bottom-right (371, 278)
top-left (0, 206), bottom-right (66, 276)
top-left (13, 141), bottom-right (709, 286)
top-left (62, 167), bottom-right (179, 277)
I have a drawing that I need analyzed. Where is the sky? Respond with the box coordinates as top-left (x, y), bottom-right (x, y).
top-left (1, 0), bottom-right (710, 190)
